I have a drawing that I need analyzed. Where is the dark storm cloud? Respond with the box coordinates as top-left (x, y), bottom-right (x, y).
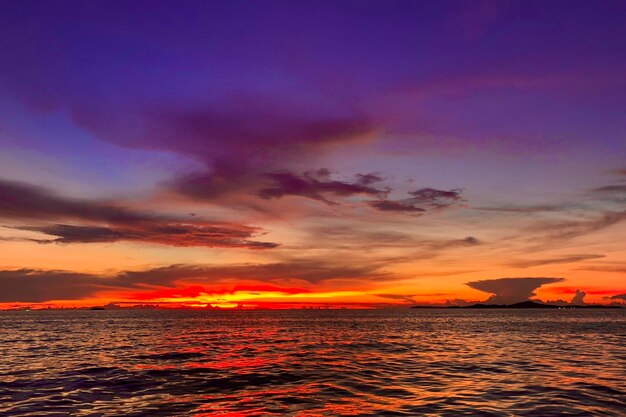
top-left (466, 277), bottom-right (565, 304)
top-left (508, 254), bottom-right (605, 268)
top-left (370, 188), bottom-right (464, 214)
top-left (0, 260), bottom-right (388, 302)
top-left (0, 180), bottom-right (277, 249)
top-left (258, 170), bottom-right (388, 204)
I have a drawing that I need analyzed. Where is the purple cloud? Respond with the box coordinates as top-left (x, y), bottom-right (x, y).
top-left (18, 224), bottom-right (277, 249)
top-left (258, 170), bottom-right (388, 204)
top-left (370, 188), bottom-right (464, 214)
top-left (0, 179), bottom-right (276, 249)
top-left (75, 98), bottom-right (379, 201)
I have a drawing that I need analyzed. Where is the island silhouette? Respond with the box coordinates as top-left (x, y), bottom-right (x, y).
top-left (412, 300), bottom-right (622, 309)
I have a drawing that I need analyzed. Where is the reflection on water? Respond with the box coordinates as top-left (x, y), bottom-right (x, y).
top-left (1, 309), bottom-right (625, 416)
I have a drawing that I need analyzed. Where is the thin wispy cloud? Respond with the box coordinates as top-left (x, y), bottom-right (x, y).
top-left (508, 254), bottom-right (605, 269)
top-left (0, 180), bottom-right (277, 249)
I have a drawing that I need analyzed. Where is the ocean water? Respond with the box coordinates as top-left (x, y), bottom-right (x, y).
top-left (1, 309), bottom-right (625, 416)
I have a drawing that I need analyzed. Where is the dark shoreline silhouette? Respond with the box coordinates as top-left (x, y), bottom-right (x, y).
top-left (5, 301), bottom-right (623, 311)
top-left (412, 300), bottom-right (623, 309)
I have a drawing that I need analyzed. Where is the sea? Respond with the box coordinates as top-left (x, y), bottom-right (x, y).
top-left (1, 309), bottom-right (625, 416)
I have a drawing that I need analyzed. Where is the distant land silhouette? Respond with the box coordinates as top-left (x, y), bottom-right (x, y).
top-left (412, 300), bottom-right (623, 309)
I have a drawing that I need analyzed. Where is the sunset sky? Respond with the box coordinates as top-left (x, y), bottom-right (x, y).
top-left (1, 0), bottom-right (625, 308)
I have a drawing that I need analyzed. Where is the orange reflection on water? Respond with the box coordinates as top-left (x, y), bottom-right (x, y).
top-left (193, 384), bottom-right (319, 416)
top-left (194, 411), bottom-right (264, 417)
top-left (187, 357), bottom-right (271, 370)
top-left (3, 309), bottom-right (625, 416)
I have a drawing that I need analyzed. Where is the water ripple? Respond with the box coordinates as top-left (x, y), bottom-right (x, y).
top-left (1, 309), bottom-right (625, 416)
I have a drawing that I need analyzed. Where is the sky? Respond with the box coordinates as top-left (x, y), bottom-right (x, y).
top-left (0, 0), bottom-right (625, 309)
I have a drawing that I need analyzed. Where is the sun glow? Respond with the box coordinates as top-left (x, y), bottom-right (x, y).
top-left (124, 288), bottom-right (368, 305)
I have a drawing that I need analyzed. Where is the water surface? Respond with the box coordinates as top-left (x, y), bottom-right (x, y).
top-left (1, 309), bottom-right (625, 416)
